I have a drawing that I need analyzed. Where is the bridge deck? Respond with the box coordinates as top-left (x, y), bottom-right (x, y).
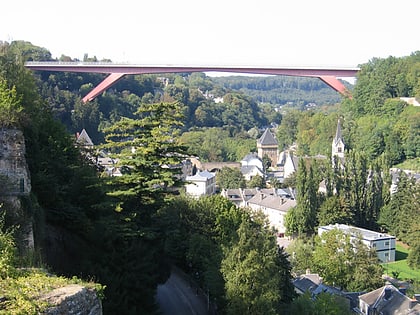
top-left (25, 62), bottom-right (359, 102)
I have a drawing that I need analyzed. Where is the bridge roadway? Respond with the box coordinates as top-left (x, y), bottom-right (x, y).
top-left (25, 62), bottom-right (359, 102)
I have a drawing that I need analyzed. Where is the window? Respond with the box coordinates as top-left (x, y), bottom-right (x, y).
top-left (385, 252), bottom-right (389, 257)
top-left (385, 241), bottom-right (390, 246)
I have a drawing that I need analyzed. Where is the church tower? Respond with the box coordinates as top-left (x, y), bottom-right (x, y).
top-left (257, 128), bottom-right (279, 167)
top-left (332, 119), bottom-right (345, 160)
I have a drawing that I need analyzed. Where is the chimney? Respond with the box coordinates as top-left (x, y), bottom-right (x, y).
top-left (409, 299), bottom-right (418, 310)
top-left (384, 287), bottom-right (392, 300)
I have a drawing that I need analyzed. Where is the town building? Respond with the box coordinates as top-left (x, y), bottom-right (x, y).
top-left (240, 152), bottom-right (265, 181)
top-left (357, 284), bottom-right (420, 314)
top-left (257, 128), bottom-right (279, 167)
top-left (318, 224), bottom-right (396, 262)
top-left (185, 170), bottom-right (216, 198)
top-left (246, 191), bottom-right (296, 236)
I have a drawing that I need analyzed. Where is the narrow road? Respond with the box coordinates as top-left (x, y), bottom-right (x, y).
top-left (156, 268), bottom-right (210, 315)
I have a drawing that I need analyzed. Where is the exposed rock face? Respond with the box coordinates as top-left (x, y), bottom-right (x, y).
top-left (0, 129), bottom-right (31, 195)
top-left (42, 284), bottom-right (102, 315)
top-left (0, 129), bottom-right (34, 250)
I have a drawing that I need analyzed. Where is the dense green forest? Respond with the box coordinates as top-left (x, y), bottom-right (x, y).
top-left (0, 39), bottom-right (419, 314)
top-left (212, 75), bottom-right (346, 107)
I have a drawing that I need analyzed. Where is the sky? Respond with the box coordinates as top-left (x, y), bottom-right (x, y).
top-left (1, 0), bottom-right (419, 70)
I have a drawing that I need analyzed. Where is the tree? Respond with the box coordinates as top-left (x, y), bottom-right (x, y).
top-left (317, 196), bottom-right (352, 226)
top-left (285, 159), bottom-right (318, 236)
top-left (102, 101), bottom-right (189, 206)
top-left (312, 229), bottom-right (383, 291)
top-left (286, 237), bottom-right (315, 275)
top-left (287, 291), bottom-right (352, 315)
top-left (221, 212), bottom-right (290, 315)
top-left (247, 174), bottom-right (265, 188)
top-left (0, 77), bottom-right (23, 128)
top-left (217, 167), bottom-right (246, 189)
top-left (97, 102), bottom-right (189, 313)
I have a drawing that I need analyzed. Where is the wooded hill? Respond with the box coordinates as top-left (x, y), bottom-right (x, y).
top-left (0, 40), bottom-right (419, 314)
top-left (211, 74), bottom-right (347, 107)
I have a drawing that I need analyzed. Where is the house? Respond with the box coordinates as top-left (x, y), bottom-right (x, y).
top-left (241, 165), bottom-right (265, 181)
top-left (318, 224), bottom-right (396, 262)
top-left (221, 188), bottom-right (245, 207)
top-left (283, 152), bottom-right (299, 179)
top-left (293, 272), bottom-right (360, 311)
top-left (241, 152), bottom-right (264, 169)
top-left (185, 170), bottom-right (216, 198)
top-left (246, 191), bottom-right (296, 235)
top-left (257, 128), bottom-right (279, 167)
top-left (75, 128), bottom-right (94, 147)
top-left (293, 272), bottom-right (323, 295)
top-left (357, 284), bottom-right (420, 315)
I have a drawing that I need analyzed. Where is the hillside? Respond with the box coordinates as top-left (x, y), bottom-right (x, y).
top-left (211, 75), bottom-right (350, 107)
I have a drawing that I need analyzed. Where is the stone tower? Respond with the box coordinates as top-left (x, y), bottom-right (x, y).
top-left (332, 119), bottom-right (345, 161)
top-left (257, 128), bottom-right (278, 167)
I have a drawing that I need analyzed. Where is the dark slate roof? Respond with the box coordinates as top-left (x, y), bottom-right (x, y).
top-left (293, 277), bottom-right (319, 294)
top-left (333, 119), bottom-right (344, 146)
top-left (76, 129), bottom-right (94, 146)
top-left (258, 128), bottom-right (278, 146)
top-left (240, 165), bottom-right (263, 176)
top-left (241, 152), bottom-right (261, 162)
top-left (359, 284), bottom-right (420, 314)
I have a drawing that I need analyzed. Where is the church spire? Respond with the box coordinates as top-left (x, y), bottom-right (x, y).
top-left (332, 119), bottom-right (345, 160)
top-left (334, 119), bottom-right (343, 145)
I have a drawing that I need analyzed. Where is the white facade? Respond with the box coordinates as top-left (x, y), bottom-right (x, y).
top-left (318, 224), bottom-right (396, 262)
top-left (185, 170), bottom-right (216, 198)
top-left (241, 153), bottom-right (264, 170)
top-left (247, 193), bottom-right (296, 235)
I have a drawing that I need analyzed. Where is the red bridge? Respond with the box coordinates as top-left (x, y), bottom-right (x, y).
top-left (25, 62), bottom-right (359, 102)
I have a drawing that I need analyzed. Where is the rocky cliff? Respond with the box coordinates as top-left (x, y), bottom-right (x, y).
top-left (0, 128), bottom-right (34, 250)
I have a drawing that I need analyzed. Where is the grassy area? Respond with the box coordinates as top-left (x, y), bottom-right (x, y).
top-left (382, 242), bottom-right (420, 281)
top-left (394, 158), bottom-right (420, 172)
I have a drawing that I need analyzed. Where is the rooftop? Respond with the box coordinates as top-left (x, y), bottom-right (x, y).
top-left (319, 224), bottom-right (395, 241)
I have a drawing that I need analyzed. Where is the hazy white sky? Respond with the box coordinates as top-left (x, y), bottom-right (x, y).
top-left (1, 0), bottom-right (419, 68)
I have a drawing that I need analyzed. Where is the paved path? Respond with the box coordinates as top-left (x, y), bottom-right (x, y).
top-left (156, 268), bottom-right (209, 315)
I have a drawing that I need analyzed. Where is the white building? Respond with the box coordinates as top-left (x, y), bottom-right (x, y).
top-left (185, 170), bottom-right (216, 198)
top-left (318, 224), bottom-right (396, 262)
top-left (246, 192), bottom-right (296, 236)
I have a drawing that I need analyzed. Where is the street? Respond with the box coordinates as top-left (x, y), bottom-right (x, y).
top-left (156, 268), bottom-right (210, 315)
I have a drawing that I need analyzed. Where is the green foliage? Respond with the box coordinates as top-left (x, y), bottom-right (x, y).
top-left (212, 75), bottom-right (342, 107)
top-left (285, 159), bottom-right (319, 236)
top-left (0, 77), bottom-right (24, 128)
top-left (0, 269), bottom-right (103, 315)
top-left (287, 291), bottom-right (352, 315)
top-left (313, 229), bottom-right (383, 291)
top-left (379, 172), bottom-right (419, 242)
top-left (247, 174), bottom-right (266, 188)
top-left (317, 195), bottom-right (352, 226)
top-left (217, 167), bottom-right (246, 189)
top-left (0, 212), bottom-right (103, 314)
top-left (180, 128), bottom-right (256, 162)
top-left (407, 242), bottom-right (420, 270)
top-left (285, 237), bottom-right (315, 275)
top-left (221, 212), bottom-right (292, 314)
top-left (0, 212), bottom-right (17, 279)
top-left (102, 101), bottom-right (189, 206)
